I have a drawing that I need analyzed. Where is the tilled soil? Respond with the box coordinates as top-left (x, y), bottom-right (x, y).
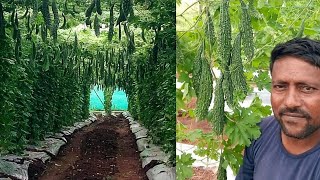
top-left (32, 114), bottom-right (148, 180)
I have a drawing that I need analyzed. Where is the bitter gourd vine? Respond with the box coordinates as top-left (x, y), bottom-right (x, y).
top-left (230, 33), bottom-right (247, 96)
top-left (240, 0), bottom-right (254, 60)
top-left (195, 55), bottom-right (213, 120)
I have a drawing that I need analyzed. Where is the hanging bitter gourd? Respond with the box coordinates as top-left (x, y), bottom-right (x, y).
top-left (219, 0), bottom-right (234, 107)
top-left (0, 3), bottom-right (5, 39)
top-left (217, 156), bottom-right (227, 180)
top-left (11, 10), bottom-right (18, 40)
top-left (85, 0), bottom-right (95, 18)
top-left (26, 13), bottom-right (31, 32)
top-left (94, 14), bottom-right (100, 36)
top-left (118, 23), bottom-right (121, 40)
top-left (96, 0), bottom-right (102, 15)
top-left (51, 0), bottom-right (59, 42)
top-left (30, 41), bottom-right (36, 68)
top-left (41, 0), bottom-right (51, 30)
top-left (223, 69), bottom-right (234, 107)
top-left (61, 13), bottom-right (67, 29)
top-left (40, 24), bottom-right (47, 42)
top-left (219, 0), bottom-right (232, 69)
top-left (240, 0), bottom-right (254, 60)
top-left (108, 3), bottom-right (115, 41)
top-left (205, 6), bottom-right (215, 48)
top-left (73, 32), bottom-right (78, 54)
top-left (141, 28), bottom-right (146, 42)
top-left (195, 57), bottom-right (213, 120)
top-left (122, 0), bottom-right (132, 19)
top-left (128, 31), bottom-right (135, 54)
top-left (209, 76), bottom-right (225, 135)
top-left (230, 33), bottom-right (247, 95)
top-left (15, 28), bottom-right (21, 62)
top-left (100, 52), bottom-right (105, 81)
top-left (192, 42), bottom-right (204, 97)
top-left (116, 2), bottom-right (126, 25)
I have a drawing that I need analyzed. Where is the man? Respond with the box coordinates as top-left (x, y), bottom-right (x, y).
top-left (236, 38), bottom-right (320, 180)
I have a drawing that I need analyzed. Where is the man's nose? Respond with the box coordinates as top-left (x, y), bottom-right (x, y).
top-left (283, 87), bottom-right (302, 108)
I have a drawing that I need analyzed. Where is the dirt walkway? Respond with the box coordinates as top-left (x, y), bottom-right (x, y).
top-left (33, 114), bottom-right (147, 180)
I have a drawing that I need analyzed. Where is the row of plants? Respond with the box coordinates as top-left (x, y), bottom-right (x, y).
top-left (177, 0), bottom-right (320, 179)
top-left (0, 32), bottom-right (92, 154)
top-left (0, 0), bottom-right (175, 166)
top-left (124, 0), bottom-right (176, 164)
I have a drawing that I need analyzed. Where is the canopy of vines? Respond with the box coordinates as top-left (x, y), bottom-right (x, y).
top-left (177, 0), bottom-right (320, 179)
top-left (0, 0), bottom-right (175, 164)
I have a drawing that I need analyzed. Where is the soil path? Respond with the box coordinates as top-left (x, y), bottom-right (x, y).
top-left (35, 114), bottom-right (147, 180)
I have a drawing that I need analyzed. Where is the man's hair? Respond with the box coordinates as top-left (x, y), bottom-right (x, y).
top-left (270, 37), bottom-right (320, 72)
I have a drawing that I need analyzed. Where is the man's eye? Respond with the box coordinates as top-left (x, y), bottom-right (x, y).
top-left (301, 86), bottom-right (315, 93)
top-left (273, 85), bottom-right (286, 90)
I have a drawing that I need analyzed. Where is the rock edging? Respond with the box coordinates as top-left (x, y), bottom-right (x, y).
top-left (0, 115), bottom-right (98, 180)
top-left (122, 111), bottom-right (176, 180)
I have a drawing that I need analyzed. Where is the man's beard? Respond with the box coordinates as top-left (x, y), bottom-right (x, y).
top-left (276, 107), bottom-right (320, 139)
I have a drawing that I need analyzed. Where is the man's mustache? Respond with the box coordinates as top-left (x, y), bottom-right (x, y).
top-left (279, 108), bottom-right (311, 119)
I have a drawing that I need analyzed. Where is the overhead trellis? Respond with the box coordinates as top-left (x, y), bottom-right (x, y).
top-left (0, 0), bottom-right (175, 164)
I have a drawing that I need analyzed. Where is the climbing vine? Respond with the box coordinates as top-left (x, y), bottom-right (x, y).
top-left (0, 0), bottom-right (175, 166)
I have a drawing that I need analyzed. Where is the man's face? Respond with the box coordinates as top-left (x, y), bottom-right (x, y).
top-left (271, 56), bottom-right (320, 139)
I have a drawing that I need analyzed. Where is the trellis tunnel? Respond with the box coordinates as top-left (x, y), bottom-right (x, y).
top-left (89, 86), bottom-right (128, 111)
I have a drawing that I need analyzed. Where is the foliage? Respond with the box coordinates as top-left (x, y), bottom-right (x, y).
top-left (177, 0), bottom-right (320, 179)
top-left (126, 0), bottom-right (176, 164)
top-left (176, 153), bottom-right (196, 180)
top-left (104, 86), bottom-right (114, 115)
top-left (0, 0), bottom-right (175, 165)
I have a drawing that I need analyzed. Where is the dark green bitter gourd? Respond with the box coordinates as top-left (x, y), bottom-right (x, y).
top-left (230, 33), bottom-right (247, 95)
top-left (141, 28), bottom-right (146, 42)
top-left (12, 10), bottom-right (18, 39)
top-left (96, 0), bottom-right (102, 15)
top-left (116, 2), bottom-right (126, 25)
top-left (217, 156), bottom-right (227, 180)
top-left (94, 14), bottom-right (100, 36)
top-left (85, 0), bottom-right (95, 18)
top-left (41, 0), bottom-right (51, 30)
top-left (61, 13), bottom-right (66, 29)
top-left (192, 42), bottom-right (204, 97)
top-left (51, 0), bottom-right (59, 42)
top-left (0, 3), bottom-right (5, 39)
top-left (196, 57), bottom-right (213, 120)
top-left (219, 0), bottom-right (232, 69)
top-left (240, 0), bottom-right (254, 60)
top-left (222, 69), bottom-right (234, 107)
top-left (108, 3), bottom-right (115, 41)
top-left (205, 6), bottom-right (215, 47)
top-left (209, 75), bottom-right (225, 135)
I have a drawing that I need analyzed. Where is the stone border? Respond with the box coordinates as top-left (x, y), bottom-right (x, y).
top-left (122, 111), bottom-right (176, 180)
top-left (0, 115), bottom-right (98, 180)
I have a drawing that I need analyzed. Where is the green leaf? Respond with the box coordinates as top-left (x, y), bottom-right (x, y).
top-left (187, 129), bottom-right (202, 142)
top-left (176, 153), bottom-right (196, 180)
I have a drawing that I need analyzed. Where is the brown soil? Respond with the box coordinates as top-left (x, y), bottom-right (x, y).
top-left (31, 114), bottom-right (148, 180)
top-left (178, 97), bottom-right (212, 132)
top-left (177, 98), bottom-right (217, 179)
top-left (191, 167), bottom-right (217, 180)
